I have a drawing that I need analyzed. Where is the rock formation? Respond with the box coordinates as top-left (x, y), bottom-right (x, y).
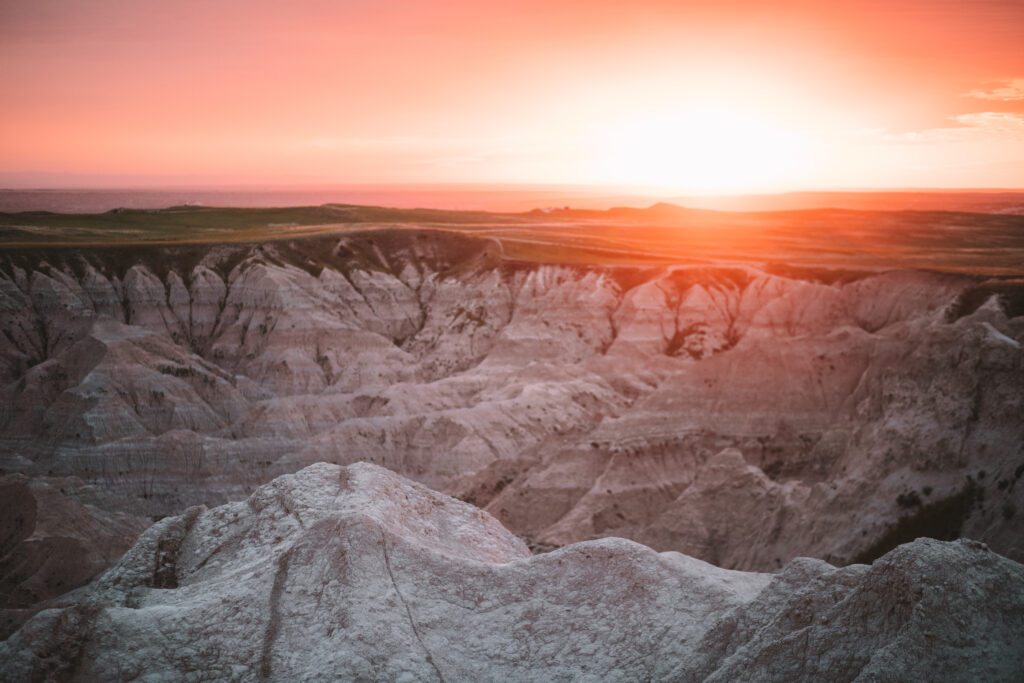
top-left (1, 462), bottom-right (1021, 681)
top-left (1, 228), bottom-right (1022, 627)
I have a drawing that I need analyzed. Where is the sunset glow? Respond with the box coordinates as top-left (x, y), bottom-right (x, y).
top-left (592, 107), bottom-right (818, 193)
top-left (1, 0), bottom-right (1023, 191)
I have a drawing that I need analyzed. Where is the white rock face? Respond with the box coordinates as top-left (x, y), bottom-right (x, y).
top-left (1, 230), bottom-right (1023, 617)
top-left (1, 462), bottom-right (1021, 681)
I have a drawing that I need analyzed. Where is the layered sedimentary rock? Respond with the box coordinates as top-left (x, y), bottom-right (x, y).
top-left (1, 462), bottom-right (1021, 681)
top-left (1, 229), bottom-right (1023, 620)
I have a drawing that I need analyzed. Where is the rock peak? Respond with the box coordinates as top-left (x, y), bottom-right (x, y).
top-left (2, 463), bottom-right (1022, 681)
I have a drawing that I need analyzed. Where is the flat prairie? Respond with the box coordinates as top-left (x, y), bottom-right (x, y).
top-left (3, 203), bottom-right (1022, 275)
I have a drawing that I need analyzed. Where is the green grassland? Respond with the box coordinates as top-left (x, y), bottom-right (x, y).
top-left (1, 202), bottom-right (1023, 276)
top-left (0, 204), bottom-right (521, 245)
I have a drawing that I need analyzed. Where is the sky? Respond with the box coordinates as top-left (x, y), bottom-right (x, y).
top-left (1, 0), bottom-right (1023, 193)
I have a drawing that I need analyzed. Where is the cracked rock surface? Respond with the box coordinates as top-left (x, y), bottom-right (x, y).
top-left (1, 462), bottom-right (1021, 681)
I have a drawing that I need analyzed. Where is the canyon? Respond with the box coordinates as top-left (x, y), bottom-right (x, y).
top-left (1, 204), bottom-right (1023, 675)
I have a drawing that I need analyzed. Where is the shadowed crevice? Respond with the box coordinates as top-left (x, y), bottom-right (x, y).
top-left (381, 535), bottom-right (447, 683)
top-left (260, 546), bottom-right (293, 679)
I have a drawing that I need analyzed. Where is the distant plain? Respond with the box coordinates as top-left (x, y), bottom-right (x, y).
top-left (2, 196), bottom-right (1023, 276)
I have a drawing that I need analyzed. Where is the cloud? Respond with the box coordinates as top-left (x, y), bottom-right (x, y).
top-left (881, 112), bottom-right (1024, 143)
top-left (964, 78), bottom-right (1024, 101)
top-left (952, 112), bottom-right (1024, 134)
top-left (304, 136), bottom-right (493, 149)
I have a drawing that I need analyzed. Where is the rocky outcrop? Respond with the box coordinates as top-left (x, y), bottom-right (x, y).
top-left (1, 462), bottom-right (1021, 681)
top-left (485, 283), bottom-right (1024, 569)
top-left (1, 229), bottom-right (1023, 606)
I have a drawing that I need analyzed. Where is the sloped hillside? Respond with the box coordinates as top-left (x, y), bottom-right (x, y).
top-left (2, 462), bottom-right (1021, 681)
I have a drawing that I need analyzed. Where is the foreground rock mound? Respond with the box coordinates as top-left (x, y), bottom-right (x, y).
top-left (2, 463), bottom-right (1021, 681)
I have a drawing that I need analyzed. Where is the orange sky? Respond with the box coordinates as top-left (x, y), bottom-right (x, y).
top-left (1, 0), bottom-right (1023, 192)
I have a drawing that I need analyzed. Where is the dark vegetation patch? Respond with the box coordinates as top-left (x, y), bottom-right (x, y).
top-left (852, 479), bottom-right (983, 565)
top-left (157, 364), bottom-right (199, 379)
top-left (945, 278), bottom-right (1024, 321)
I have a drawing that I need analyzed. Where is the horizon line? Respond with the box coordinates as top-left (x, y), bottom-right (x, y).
top-left (3, 183), bottom-right (1024, 195)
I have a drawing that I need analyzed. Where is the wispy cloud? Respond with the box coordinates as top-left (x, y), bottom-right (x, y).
top-left (881, 112), bottom-right (1024, 143)
top-left (304, 136), bottom-right (499, 150)
top-left (953, 112), bottom-right (1024, 134)
top-left (964, 78), bottom-right (1024, 101)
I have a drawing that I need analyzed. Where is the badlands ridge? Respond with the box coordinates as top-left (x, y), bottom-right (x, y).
top-left (2, 461), bottom-right (1022, 680)
top-left (0, 207), bottom-right (1023, 668)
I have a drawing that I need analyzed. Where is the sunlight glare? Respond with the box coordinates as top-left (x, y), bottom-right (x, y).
top-left (591, 106), bottom-right (818, 194)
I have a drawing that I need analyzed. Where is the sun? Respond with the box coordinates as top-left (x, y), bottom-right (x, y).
top-left (590, 106), bottom-right (818, 194)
